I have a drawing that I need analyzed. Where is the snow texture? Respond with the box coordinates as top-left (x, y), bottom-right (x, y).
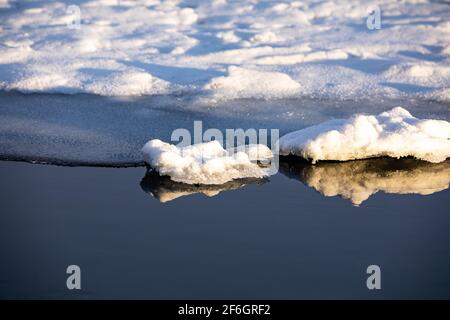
top-left (142, 139), bottom-right (273, 184)
top-left (0, 0), bottom-right (449, 101)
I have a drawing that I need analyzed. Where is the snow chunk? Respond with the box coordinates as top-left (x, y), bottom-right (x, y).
top-left (204, 66), bottom-right (300, 99)
top-left (250, 31), bottom-right (281, 44)
top-left (86, 71), bottom-right (171, 96)
top-left (255, 49), bottom-right (348, 65)
top-left (279, 107), bottom-right (450, 163)
top-left (216, 31), bottom-right (241, 44)
top-left (142, 139), bottom-right (273, 185)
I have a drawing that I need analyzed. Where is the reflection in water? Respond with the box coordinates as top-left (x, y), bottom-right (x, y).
top-left (280, 157), bottom-right (450, 206)
top-left (141, 159), bottom-right (450, 205)
top-left (140, 170), bottom-right (267, 203)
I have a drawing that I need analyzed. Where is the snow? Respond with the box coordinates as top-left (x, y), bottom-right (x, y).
top-left (142, 139), bottom-right (273, 185)
top-left (203, 66), bottom-right (301, 100)
top-left (281, 158), bottom-right (450, 205)
top-left (0, 1), bottom-right (449, 166)
top-left (279, 107), bottom-right (450, 163)
top-left (0, 0), bottom-right (448, 100)
top-left (0, 0), bottom-right (10, 8)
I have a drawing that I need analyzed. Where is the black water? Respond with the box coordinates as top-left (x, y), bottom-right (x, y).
top-left (0, 160), bottom-right (449, 299)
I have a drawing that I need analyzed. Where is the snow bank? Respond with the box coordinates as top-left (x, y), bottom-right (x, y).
top-left (85, 71), bottom-right (171, 96)
top-left (281, 158), bottom-right (450, 205)
top-left (142, 139), bottom-right (273, 185)
top-left (0, 0), bottom-right (448, 100)
top-left (279, 107), bottom-right (450, 163)
top-left (203, 66), bottom-right (300, 100)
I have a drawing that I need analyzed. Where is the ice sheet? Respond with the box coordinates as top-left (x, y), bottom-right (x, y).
top-left (0, 92), bottom-right (448, 165)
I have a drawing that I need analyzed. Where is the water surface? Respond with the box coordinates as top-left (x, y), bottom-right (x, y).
top-left (0, 160), bottom-right (449, 299)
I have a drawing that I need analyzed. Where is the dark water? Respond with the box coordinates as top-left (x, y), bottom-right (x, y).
top-left (0, 159), bottom-right (449, 299)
